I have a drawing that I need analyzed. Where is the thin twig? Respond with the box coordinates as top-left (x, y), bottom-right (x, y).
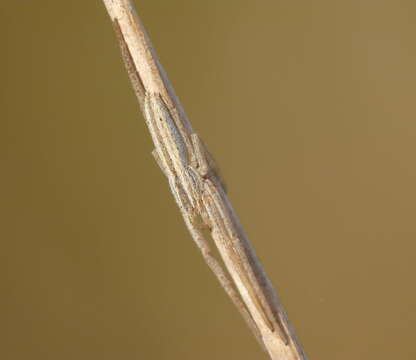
top-left (101, 1), bottom-right (307, 359)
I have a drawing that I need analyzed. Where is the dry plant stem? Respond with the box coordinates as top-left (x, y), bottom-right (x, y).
top-left (102, 1), bottom-right (307, 359)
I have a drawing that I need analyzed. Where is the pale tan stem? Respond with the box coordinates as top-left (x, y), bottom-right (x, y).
top-left (101, 1), bottom-right (307, 359)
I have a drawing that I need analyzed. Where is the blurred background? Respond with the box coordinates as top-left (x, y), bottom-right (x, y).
top-left (2, 1), bottom-right (416, 359)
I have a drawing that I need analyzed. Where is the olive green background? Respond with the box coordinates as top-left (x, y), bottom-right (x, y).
top-left (2, 1), bottom-right (416, 359)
